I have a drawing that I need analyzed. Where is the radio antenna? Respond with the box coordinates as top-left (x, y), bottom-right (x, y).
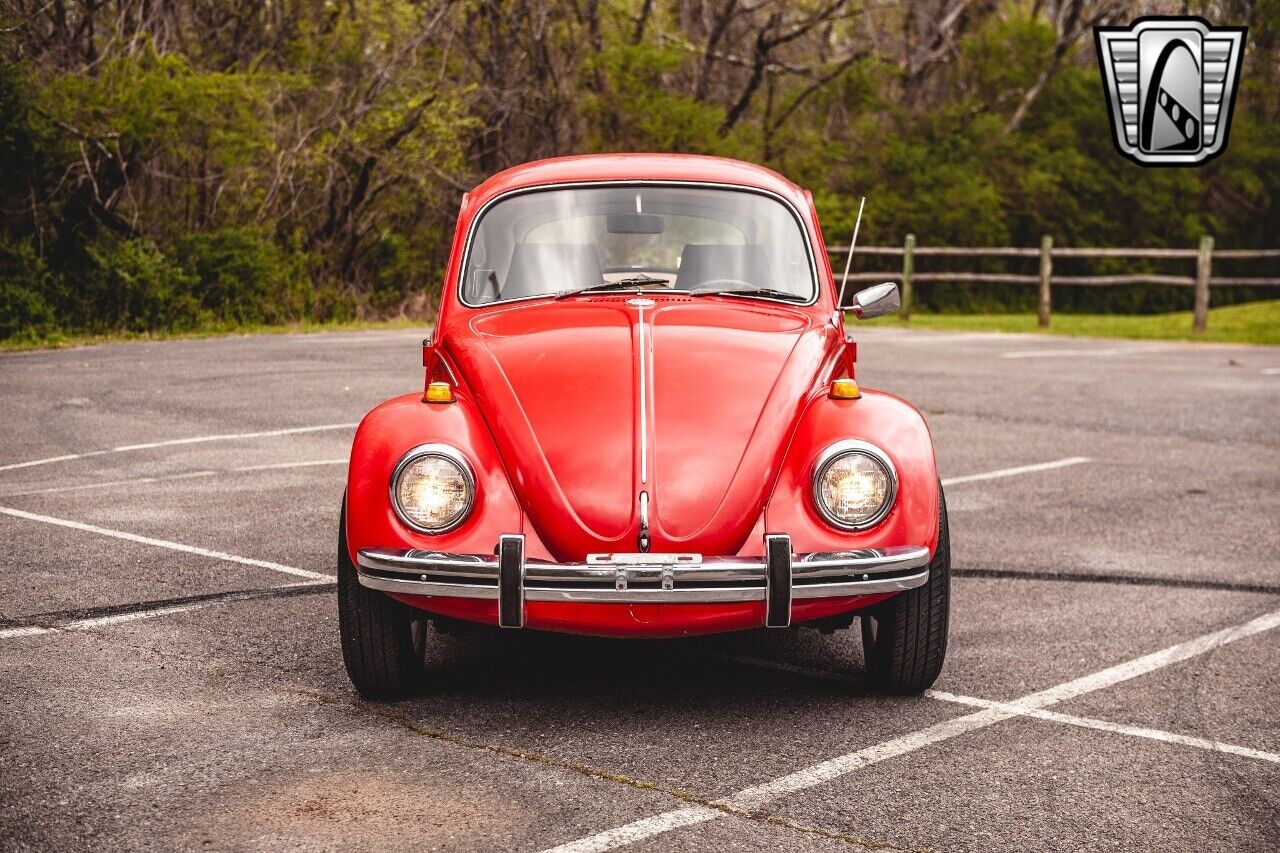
top-left (835, 196), bottom-right (866, 311)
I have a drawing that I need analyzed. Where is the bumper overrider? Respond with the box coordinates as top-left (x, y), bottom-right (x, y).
top-left (355, 535), bottom-right (930, 629)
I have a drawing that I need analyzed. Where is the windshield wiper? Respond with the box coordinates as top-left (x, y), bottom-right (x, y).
top-left (690, 286), bottom-right (807, 303)
top-left (555, 277), bottom-right (668, 299)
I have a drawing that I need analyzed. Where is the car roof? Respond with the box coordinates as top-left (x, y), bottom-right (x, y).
top-left (465, 154), bottom-right (810, 210)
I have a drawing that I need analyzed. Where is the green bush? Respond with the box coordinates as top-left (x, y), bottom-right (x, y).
top-left (0, 240), bottom-right (58, 342)
top-left (68, 237), bottom-right (199, 333)
top-left (312, 282), bottom-right (361, 323)
top-left (177, 228), bottom-right (312, 325)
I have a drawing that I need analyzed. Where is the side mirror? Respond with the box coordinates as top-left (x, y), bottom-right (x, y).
top-left (846, 282), bottom-right (900, 320)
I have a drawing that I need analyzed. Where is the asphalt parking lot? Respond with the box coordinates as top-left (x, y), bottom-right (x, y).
top-left (1, 326), bottom-right (1278, 852)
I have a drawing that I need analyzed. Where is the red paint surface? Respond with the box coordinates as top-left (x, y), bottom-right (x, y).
top-left (347, 154), bottom-right (939, 636)
top-left (387, 593), bottom-right (894, 638)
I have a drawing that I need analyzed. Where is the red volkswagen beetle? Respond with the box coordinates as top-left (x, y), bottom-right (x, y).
top-left (339, 154), bottom-right (949, 698)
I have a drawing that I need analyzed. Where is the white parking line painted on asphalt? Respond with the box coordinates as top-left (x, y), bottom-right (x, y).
top-left (708, 653), bottom-right (1280, 766)
top-left (0, 470), bottom-right (220, 498)
top-left (540, 606), bottom-right (1280, 853)
top-left (236, 459), bottom-right (347, 472)
top-left (548, 808), bottom-right (723, 853)
top-left (0, 505), bottom-right (334, 581)
top-left (1001, 344), bottom-right (1169, 359)
top-left (927, 691), bottom-right (1280, 764)
top-left (0, 423), bottom-right (358, 473)
top-left (941, 456), bottom-right (1090, 486)
top-left (851, 331), bottom-right (1011, 344)
top-left (0, 459), bottom-right (347, 498)
top-left (0, 604), bottom-right (204, 640)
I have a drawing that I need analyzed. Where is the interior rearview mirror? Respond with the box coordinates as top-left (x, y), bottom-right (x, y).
top-left (607, 213), bottom-right (664, 234)
top-left (846, 282), bottom-right (900, 320)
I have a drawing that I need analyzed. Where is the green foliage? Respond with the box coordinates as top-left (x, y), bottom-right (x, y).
top-left (3, 2), bottom-right (1279, 347)
top-left (809, 12), bottom-right (1280, 316)
top-left (860, 300), bottom-right (1280, 346)
top-left (43, 49), bottom-right (281, 165)
top-left (0, 61), bottom-right (56, 210)
top-left (0, 240), bottom-right (57, 343)
top-left (582, 44), bottom-right (745, 155)
top-left (73, 237), bottom-right (200, 332)
top-left (176, 228), bottom-right (311, 325)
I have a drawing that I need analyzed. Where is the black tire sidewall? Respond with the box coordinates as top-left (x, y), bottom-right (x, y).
top-left (337, 499), bottom-right (429, 700)
top-left (862, 484), bottom-right (951, 693)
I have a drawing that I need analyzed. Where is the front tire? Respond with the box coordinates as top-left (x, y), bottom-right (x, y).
top-left (861, 485), bottom-right (950, 694)
top-left (338, 502), bottom-right (429, 700)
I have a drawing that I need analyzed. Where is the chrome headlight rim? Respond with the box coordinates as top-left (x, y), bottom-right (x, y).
top-left (811, 439), bottom-right (898, 532)
top-left (389, 443), bottom-right (476, 534)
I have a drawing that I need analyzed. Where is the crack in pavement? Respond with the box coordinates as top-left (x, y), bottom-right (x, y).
top-left (952, 567), bottom-right (1280, 596)
top-left (0, 582), bottom-right (336, 631)
top-left (296, 687), bottom-right (926, 852)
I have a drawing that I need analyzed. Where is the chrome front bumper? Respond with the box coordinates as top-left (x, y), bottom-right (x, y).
top-left (355, 534), bottom-right (930, 629)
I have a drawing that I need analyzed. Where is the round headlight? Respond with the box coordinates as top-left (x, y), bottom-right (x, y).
top-left (813, 441), bottom-right (897, 530)
top-left (391, 445), bottom-right (475, 533)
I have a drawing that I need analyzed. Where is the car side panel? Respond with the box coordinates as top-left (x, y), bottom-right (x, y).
top-left (765, 387), bottom-right (941, 557)
top-left (344, 392), bottom-right (523, 563)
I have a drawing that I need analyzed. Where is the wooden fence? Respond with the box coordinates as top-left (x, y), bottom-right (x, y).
top-left (829, 236), bottom-right (1280, 332)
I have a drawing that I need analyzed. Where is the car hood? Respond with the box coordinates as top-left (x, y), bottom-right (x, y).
top-left (448, 296), bottom-right (828, 560)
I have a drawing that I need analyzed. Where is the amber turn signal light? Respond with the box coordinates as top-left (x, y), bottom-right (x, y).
top-left (424, 382), bottom-right (455, 403)
top-left (830, 378), bottom-right (861, 399)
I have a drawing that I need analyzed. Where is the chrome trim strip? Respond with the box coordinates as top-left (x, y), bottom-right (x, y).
top-left (587, 552), bottom-right (698, 564)
top-left (811, 439), bottom-right (899, 532)
top-left (388, 444), bottom-right (476, 535)
top-left (357, 546), bottom-right (929, 580)
top-left (355, 549), bottom-right (493, 578)
top-left (359, 576), bottom-right (497, 599)
top-left (637, 490), bottom-right (651, 552)
top-left (357, 572), bottom-right (929, 603)
top-left (354, 544), bottom-right (930, 605)
top-left (793, 545), bottom-right (927, 577)
top-left (537, 561), bottom-right (762, 584)
top-left (455, 181), bottom-right (821, 309)
top-left (790, 569), bottom-right (930, 599)
top-left (631, 298), bottom-right (653, 484)
top-left (357, 550), bottom-right (763, 584)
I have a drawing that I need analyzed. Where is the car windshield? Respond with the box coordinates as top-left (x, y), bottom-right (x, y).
top-left (460, 185), bottom-right (816, 305)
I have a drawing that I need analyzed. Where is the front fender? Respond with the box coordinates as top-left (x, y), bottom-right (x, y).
top-left (764, 388), bottom-right (940, 556)
top-left (344, 392), bottom-right (523, 563)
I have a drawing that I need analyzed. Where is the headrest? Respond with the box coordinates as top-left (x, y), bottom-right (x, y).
top-left (503, 243), bottom-right (602, 299)
top-left (674, 244), bottom-right (773, 292)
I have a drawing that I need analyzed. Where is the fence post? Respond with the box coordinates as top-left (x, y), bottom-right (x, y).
top-left (1038, 235), bottom-right (1053, 328)
top-left (901, 233), bottom-right (915, 322)
top-left (1193, 235), bottom-right (1213, 333)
